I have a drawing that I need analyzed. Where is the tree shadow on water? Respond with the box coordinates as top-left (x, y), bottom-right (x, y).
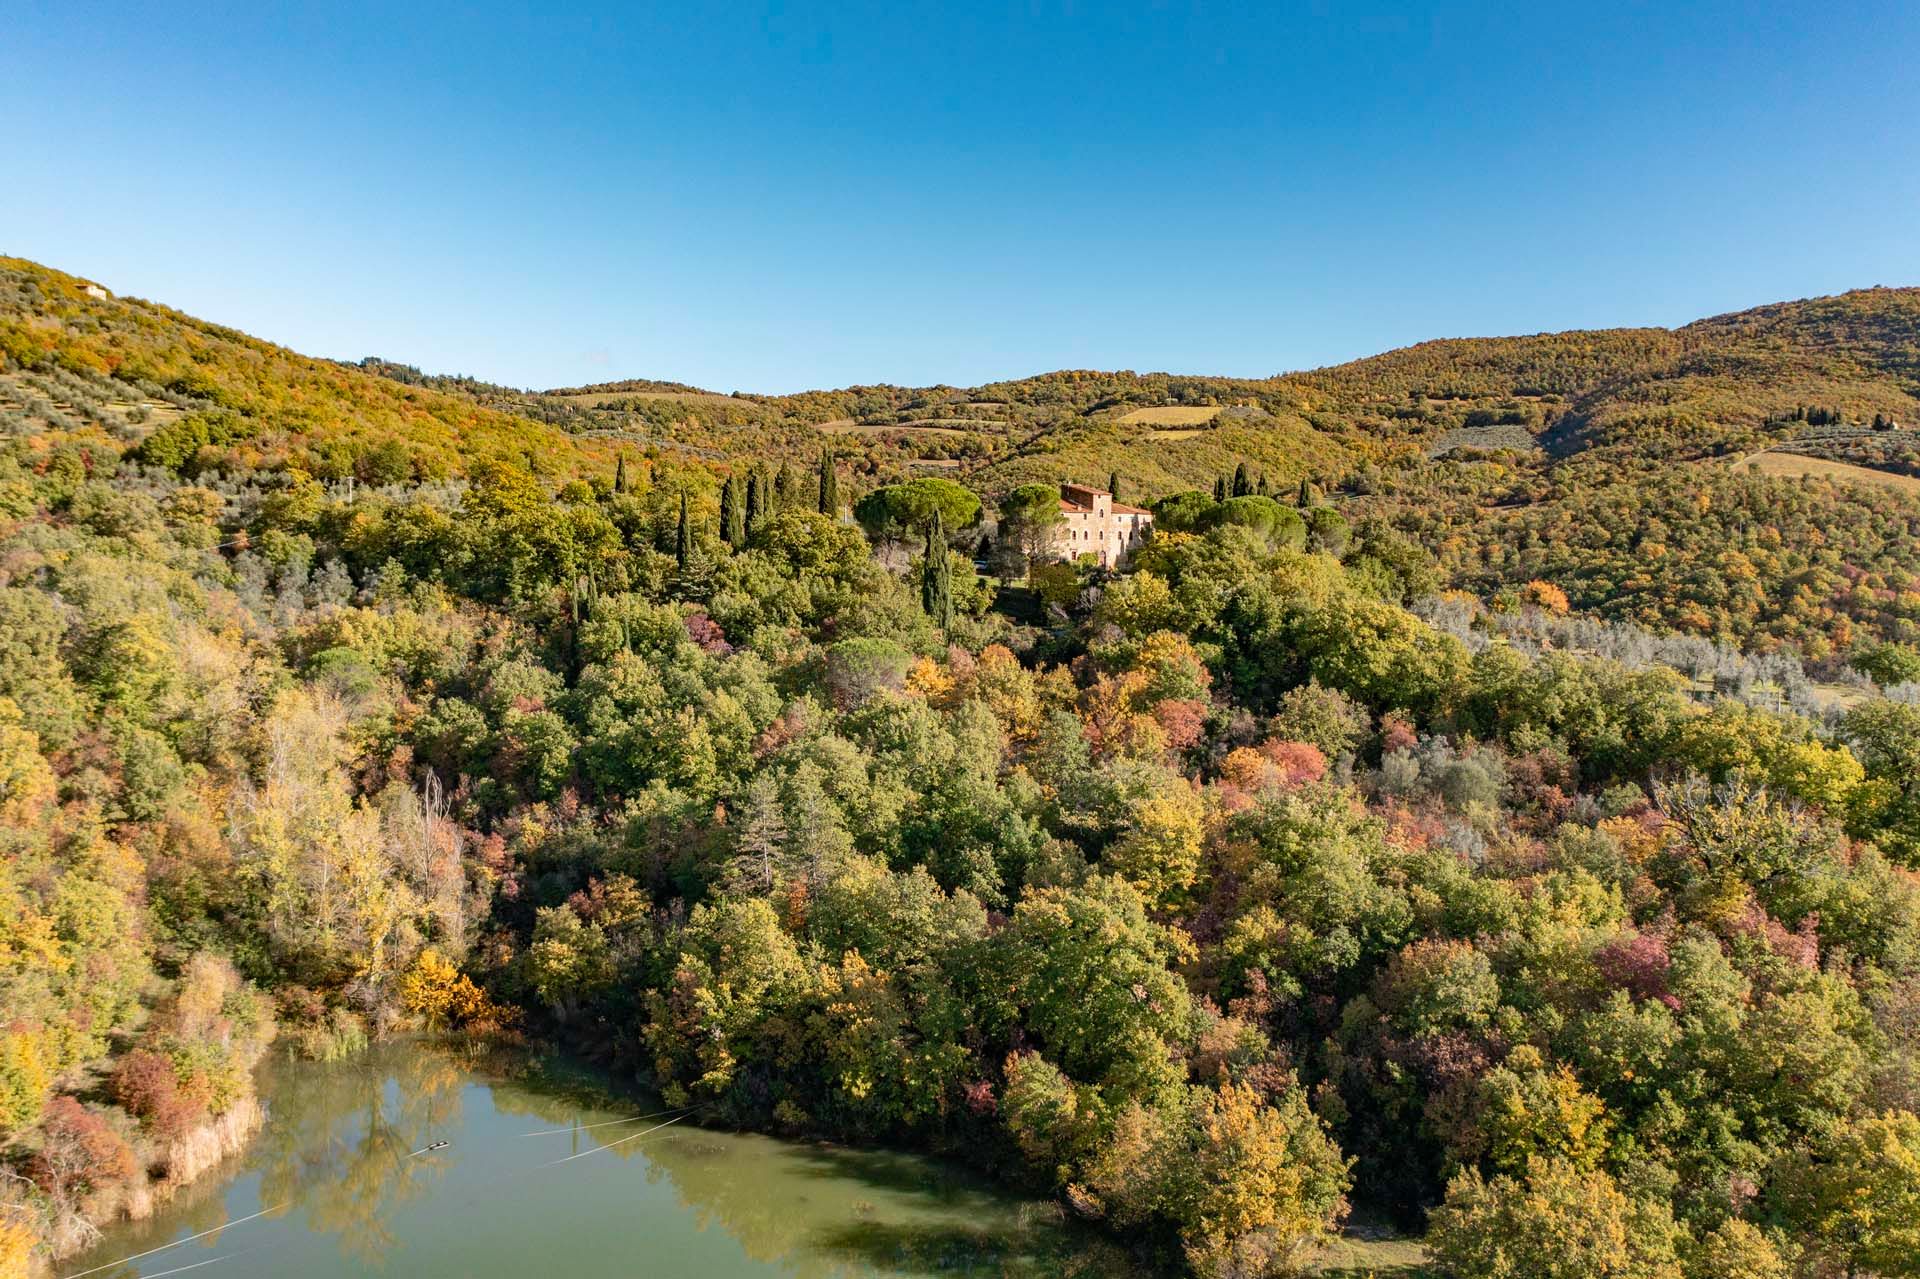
top-left (809, 1217), bottom-right (1150, 1279)
top-left (782, 1141), bottom-right (1013, 1209)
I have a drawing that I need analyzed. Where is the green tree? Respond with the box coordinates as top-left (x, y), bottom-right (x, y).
top-left (1853, 641), bottom-right (1920, 687)
top-left (675, 491), bottom-right (691, 569)
top-left (817, 448), bottom-right (839, 516)
top-left (745, 470), bottom-right (764, 536)
top-left (722, 774), bottom-right (789, 896)
top-left (1684, 1221), bottom-right (1789, 1279)
top-left (999, 482), bottom-right (1066, 579)
top-left (721, 472), bottom-right (745, 547)
top-left (1151, 490), bottom-right (1218, 534)
top-left (921, 512), bottom-right (954, 633)
top-left (1002, 875), bottom-right (1194, 1102)
top-left (1427, 1157), bottom-right (1683, 1279)
top-left (854, 477), bottom-right (981, 542)
top-left (1769, 1110), bottom-right (1920, 1278)
top-left (1085, 1082), bottom-right (1350, 1278)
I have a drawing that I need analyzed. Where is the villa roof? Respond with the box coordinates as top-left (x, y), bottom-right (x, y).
top-left (1058, 493), bottom-right (1152, 516)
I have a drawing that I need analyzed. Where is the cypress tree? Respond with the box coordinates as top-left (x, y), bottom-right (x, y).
top-left (1214, 474), bottom-right (1228, 503)
top-left (1232, 462), bottom-right (1251, 498)
top-left (1107, 471), bottom-right (1121, 502)
top-left (921, 512), bottom-right (953, 632)
top-left (745, 472), bottom-right (763, 536)
top-left (775, 461), bottom-right (796, 511)
top-left (722, 473), bottom-right (745, 547)
top-left (675, 491), bottom-right (691, 568)
top-left (614, 453), bottom-right (628, 494)
top-left (818, 448), bottom-right (839, 516)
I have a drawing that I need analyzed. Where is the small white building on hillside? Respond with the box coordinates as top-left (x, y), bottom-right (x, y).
top-left (1055, 482), bottom-right (1152, 568)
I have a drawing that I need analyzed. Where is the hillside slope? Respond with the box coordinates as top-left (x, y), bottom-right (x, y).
top-left (6, 256), bottom-right (1919, 653)
top-left (0, 257), bottom-right (615, 483)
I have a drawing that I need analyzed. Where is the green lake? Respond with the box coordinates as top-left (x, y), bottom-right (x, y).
top-left (65, 1041), bottom-right (1139, 1278)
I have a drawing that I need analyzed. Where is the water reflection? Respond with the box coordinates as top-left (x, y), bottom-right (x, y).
top-left (69, 1041), bottom-right (1147, 1278)
top-left (249, 1044), bottom-right (466, 1264)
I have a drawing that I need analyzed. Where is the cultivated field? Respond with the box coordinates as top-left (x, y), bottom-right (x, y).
top-left (1731, 449), bottom-right (1920, 496)
top-left (0, 370), bottom-right (187, 431)
top-left (1117, 405), bottom-right (1223, 425)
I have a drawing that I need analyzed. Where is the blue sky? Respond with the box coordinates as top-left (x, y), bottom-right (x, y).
top-left (8, 1), bottom-right (1919, 392)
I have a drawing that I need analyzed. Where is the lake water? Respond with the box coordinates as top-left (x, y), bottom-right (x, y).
top-left (65, 1041), bottom-right (1141, 1278)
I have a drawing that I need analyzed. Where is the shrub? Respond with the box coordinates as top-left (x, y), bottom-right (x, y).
top-left (111, 1049), bottom-right (205, 1139)
top-left (28, 1098), bottom-right (138, 1205)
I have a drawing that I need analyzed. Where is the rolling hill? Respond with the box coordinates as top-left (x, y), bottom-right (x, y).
top-left (5, 253), bottom-right (1919, 654)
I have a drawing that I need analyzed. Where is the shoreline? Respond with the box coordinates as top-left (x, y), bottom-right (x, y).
top-left (36, 1094), bottom-right (265, 1275)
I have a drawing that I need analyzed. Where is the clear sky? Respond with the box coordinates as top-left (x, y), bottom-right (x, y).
top-left (8, 1), bottom-right (1919, 393)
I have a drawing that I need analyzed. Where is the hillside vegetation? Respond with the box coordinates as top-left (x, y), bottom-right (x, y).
top-left (4, 255), bottom-right (1920, 1279)
top-left (476, 284), bottom-right (1920, 655)
top-left (0, 259), bottom-right (617, 484)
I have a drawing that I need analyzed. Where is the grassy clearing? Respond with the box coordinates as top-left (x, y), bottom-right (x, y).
top-left (1731, 450), bottom-right (1920, 496)
top-left (1117, 405), bottom-right (1223, 426)
top-left (1808, 681), bottom-right (1874, 713)
top-left (1303, 1233), bottom-right (1431, 1277)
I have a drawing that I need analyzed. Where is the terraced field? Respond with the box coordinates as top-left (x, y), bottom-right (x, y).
top-left (816, 418), bottom-right (980, 437)
top-left (0, 370), bottom-right (187, 433)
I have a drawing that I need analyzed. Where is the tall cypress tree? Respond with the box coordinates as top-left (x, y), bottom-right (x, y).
top-left (818, 448), bottom-right (839, 516)
top-left (1214, 474), bottom-right (1228, 503)
top-left (675, 491), bottom-right (691, 568)
top-left (614, 453), bottom-right (628, 494)
top-left (775, 461), bottom-right (796, 511)
top-left (745, 472), bottom-right (763, 537)
top-left (921, 512), bottom-right (953, 632)
top-left (1232, 462), bottom-right (1251, 497)
top-left (721, 473), bottom-right (745, 547)
top-left (1107, 471), bottom-right (1121, 502)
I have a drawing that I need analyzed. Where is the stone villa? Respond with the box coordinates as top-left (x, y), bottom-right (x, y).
top-left (1055, 482), bottom-right (1152, 568)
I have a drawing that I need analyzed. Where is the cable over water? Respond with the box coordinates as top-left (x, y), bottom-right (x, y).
top-left (533, 1112), bottom-right (693, 1169)
top-left (513, 1105), bottom-right (689, 1137)
top-left (58, 1204), bottom-right (289, 1279)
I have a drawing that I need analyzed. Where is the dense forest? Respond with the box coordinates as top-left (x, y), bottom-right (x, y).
top-left (4, 255), bottom-right (1920, 1278)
